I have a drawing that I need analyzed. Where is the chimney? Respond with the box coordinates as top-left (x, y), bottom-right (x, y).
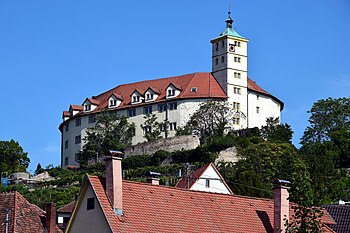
top-left (273, 179), bottom-right (290, 233)
top-left (147, 171), bottom-right (161, 185)
top-left (45, 202), bottom-right (56, 233)
top-left (105, 150), bottom-right (123, 215)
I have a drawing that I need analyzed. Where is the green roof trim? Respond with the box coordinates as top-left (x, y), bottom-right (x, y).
top-left (216, 27), bottom-right (246, 39)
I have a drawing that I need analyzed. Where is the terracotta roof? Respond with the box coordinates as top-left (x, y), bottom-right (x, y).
top-left (57, 201), bottom-right (76, 213)
top-left (0, 192), bottom-right (62, 233)
top-left (85, 176), bottom-right (334, 233)
top-left (322, 204), bottom-right (350, 233)
top-left (110, 92), bottom-right (124, 100)
top-left (69, 105), bottom-right (83, 111)
top-left (67, 72), bottom-right (227, 114)
top-left (62, 111), bottom-right (70, 117)
top-left (147, 86), bottom-right (161, 95)
top-left (85, 98), bottom-right (100, 106)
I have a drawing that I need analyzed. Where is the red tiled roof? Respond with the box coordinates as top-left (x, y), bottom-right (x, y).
top-left (68, 72), bottom-right (227, 114)
top-left (86, 176), bottom-right (334, 233)
top-left (110, 92), bottom-right (124, 100)
top-left (0, 192), bottom-right (62, 233)
top-left (62, 111), bottom-right (70, 117)
top-left (69, 105), bottom-right (83, 111)
top-left (57, 201), bottom-right (76, 213)
top-left (85, 98), bottom-right (100, 106)
top-left (147, 86), bottom-right (161, 95)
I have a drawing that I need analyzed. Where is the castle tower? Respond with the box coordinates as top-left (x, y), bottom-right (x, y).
top-left (211, 12), bottom-right (249, 128)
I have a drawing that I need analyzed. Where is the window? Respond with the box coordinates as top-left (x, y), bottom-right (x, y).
top-left (234, 72), bottom-right (241, 79)
top-left (215, 58), bottom-right (218, 65)
top-left (143, 126), bottom-right (152, 134)
top-left (146, 93), bottom-right (154, 100)
top-left (75, 153), bottom-right (80, 162)
top-left (256, 106), bottom-right (260, 114)
top-left (132, 95), bottom-right (140, 103)
top-left (221, 56), bottom-right (224, 63)
top-left (158, 104), bottom-right (167, 112)
top-left (234, 87), bottom-right (241, 95)
top-left (233, 117), bottom-right (240, 125)
top-left (168, 102), bottom-right (177, 110)
top-left (127, 109), bottom-right (136, 117)
top-left (143, 106), bottom-right (152, 115)
top-left (167, 89), bottom-right (175, 97)
top-left (235, 41), bottom-right (241, 47)
top-left (75, 135), bottom-right (81, 144)
top-left (64, 157), bottom-right (68, 166)
top-left (191, 87), bottom-right (197, 92)
top-left (84, 104), bottom-right (91, 111)
top-left (233, 102), bottom-right (240, 110)
top-left (65, 123), bottom-right (69, 132)
top-left (169, 122), bottom-right (177, 131)
top-left (221, 41), bottom-right (224, 48)
top-left (64, 140), bottom-right (68, 149)
top-left (75, 118), bottom-right (81, 127)
top-left (159, 123), bottom-right (166, 132)
top-left (234, 56), bottom-right (241, 63)
top-left (215, 43), bottom-right (218, 51)
top-left (88, 115), bottom-right (96, 124)
top-left (205, 179), bottom-right (210, 188)
top-left (257, 95), bottom-right (260, 100)
top-left (109, 99), bottom-right (117, 107)
top-left (87, 197), bottom-right (95, 210)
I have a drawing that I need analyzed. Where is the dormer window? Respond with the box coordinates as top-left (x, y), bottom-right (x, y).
top-left (168, 89), bottom-right (175, 97)
top-left (82, 98), bottom-right (100, 112)
top-left (108, 93), bottom-right (123, 108)
top-left (146, 93), bottom-right (154, 100)
top-left (133, 95), bottom-right (140, 103)
top-left (110, 99), bottom-right (116, 107)
top-left (166, 84), bottom-right (181, 99)
top-left (84, 104), bottom-right (91, 111)
top-left (191, 87), bottom-right (197, 92)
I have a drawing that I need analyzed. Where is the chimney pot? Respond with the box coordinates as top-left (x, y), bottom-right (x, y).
top-left (147, 171), bottom-right (161, 185)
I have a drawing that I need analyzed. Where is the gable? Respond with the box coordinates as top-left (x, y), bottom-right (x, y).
top-left (191, 164), bottom-right (232, 194)
top-left (66, 180), bottom-right (112, 233)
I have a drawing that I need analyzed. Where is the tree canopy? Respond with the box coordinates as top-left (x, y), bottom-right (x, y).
top-left (80, 111), bottom-right (135, 166)
top-left (0, 140), bottom-right (29, 176)
top-left (177, 100), bottom-right (236, 139)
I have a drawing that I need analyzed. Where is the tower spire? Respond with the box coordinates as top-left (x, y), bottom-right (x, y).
top-left (225, 11), bottom-right (234, 28)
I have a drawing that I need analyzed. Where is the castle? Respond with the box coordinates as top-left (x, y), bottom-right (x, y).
top-left (59, 12), bottom-right (283, 168)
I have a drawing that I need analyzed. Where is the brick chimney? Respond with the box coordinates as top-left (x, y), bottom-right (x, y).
top-left (105, 150), bottom-right (123, 215)
top-left (273, 179), bottom-right (290, 233)
top-left (45, 202), bottom-right (56, 233)
top-left (147, 171), bottom-right (161, 185)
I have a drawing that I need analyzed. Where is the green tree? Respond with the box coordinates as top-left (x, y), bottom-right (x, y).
top-left (178, 100), bottom-right (236, 139)
top-left (0, 140), bottom-right (29, 177)
top-left (80, 111), bottom-right (135, 166)
top-left (140, 114), bottom-right (162, 141)
top-left (34, 163), bottom-right (44, 175)
top-left (301, 97), bottom-right (350, 167)
top-left (260, 117), bottom-right (293, 143)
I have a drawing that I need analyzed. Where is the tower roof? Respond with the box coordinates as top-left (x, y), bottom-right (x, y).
top-left (213, 12), bottom-right (246, 40)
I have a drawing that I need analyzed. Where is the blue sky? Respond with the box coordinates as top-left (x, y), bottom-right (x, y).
top-left (0, 0), bottom-right (349, 172)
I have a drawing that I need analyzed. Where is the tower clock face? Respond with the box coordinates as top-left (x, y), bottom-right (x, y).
top-left (229, 44), bottom-right (235, 52)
